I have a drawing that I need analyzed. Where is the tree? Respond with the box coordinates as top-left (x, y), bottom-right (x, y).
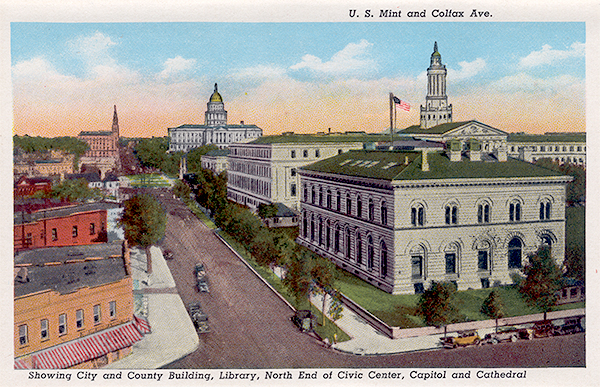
top-left (480, 290), bottom-right (505, 333)
top-left (417, 281), bottom-right (459, 329)
top-left (282, 249), bottom-right (314, 306)
top-left (172, 180), bottom-right (191, 199)
top-left (47, 179), bottom-right (104, 201)
top-left (519, 246), bottom-right (562, 320)
top-left (310, 255), bottom-right (338, 326)
top-left (119, 194), bottom-right (167, 273)
top-left (257, 203), bottom-right (278, 219)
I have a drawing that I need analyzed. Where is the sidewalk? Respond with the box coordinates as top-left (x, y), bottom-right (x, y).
top-left (309, 293), bottom-right (498, 355)
top-left (108, 246), bottom-right (198, 369)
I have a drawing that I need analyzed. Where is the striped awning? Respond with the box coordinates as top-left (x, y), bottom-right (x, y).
top-left (133, 315), bottom-right (151, 334)
top-left (14, 358), bottom-right (29, 370)
top-left (29, 320), bottom-right (144, 369)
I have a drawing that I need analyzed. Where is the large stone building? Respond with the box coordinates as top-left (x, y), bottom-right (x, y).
top-left (397, 43), bottom-right (586, 167)
top-left (14, 241), bottom-right (150, 369)
top-left (168, 84), bottom-right (263, 152)
top-left (78, 106), bottom-right (121, 177)
top-left (297, 147), bottom-right (571, 294)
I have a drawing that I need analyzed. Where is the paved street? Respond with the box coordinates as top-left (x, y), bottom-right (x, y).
top-left (145, 189), bottom-right (584, 369)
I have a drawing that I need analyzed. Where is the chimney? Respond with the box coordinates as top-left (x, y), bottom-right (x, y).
top-left (446, 139), bottom-right (462, 162)
top-left (240, 121), bottom-right (244, 125)
top-left (468, 139), bottom-right (481, 161)
top-left (421, 150), bottom-right (429, 171)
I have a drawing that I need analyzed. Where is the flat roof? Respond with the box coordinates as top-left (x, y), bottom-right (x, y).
top-left (300, 150), bottom-right (566, 181)
top-left (15, 202), bottom-right (120, 225)
top-left (14, 242), bottom-right (127, 298)
top-left (247, 133), bottom-right (391, 145)
top-left (507, 133), bottom-right (586, 143)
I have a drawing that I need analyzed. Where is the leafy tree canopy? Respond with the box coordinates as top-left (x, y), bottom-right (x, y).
top-left (519, 246), bottom-right (562, 315)
top-left (417, 281), bottom-right (459, 327)
top-left (535, 158), bottom-right (585, 203)
top-left (480, 290), bottom-right (505, 320)
top-left (14, 135), bottom-right (89, 157)
top-left (120, 194), bottom-right (166, 248)
top-left (38, 178), bottom-right (104, 202)
top-left (257, 203), bottom-right (278, 219)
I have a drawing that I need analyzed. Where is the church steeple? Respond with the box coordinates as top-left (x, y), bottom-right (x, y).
top-left (420, 42), bottom-right (453, 129)
top-left (112, 105), bottom-right (120, 137)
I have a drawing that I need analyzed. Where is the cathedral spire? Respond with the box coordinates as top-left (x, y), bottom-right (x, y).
top-left (433, 41), bottom-right (438, 53)
top-left (112, 105), bottom-right (119, 137)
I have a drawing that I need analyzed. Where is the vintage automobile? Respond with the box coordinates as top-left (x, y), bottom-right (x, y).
top-left (188, 302), bottom-right (210, 333)
top-left (291, 310), bottom-right (315, 333)
top-left (163, 249), bottom-right (174, 260)
top-left (440, 329), bottom-right (481, 348)
top-left (195, 262), bottom-right (209, 292)
top-left (483, 326), bottom-right (522, 344)
top-left (532, 320), bottom-right (555, 338)
top-left (553, 317), bottom-right (585, 336)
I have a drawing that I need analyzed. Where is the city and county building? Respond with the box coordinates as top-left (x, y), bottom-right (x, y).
top-left (226, 133), bottom-right (392, 212)
top-left (14, 241), bottom-right (150, 369)
top-left (297, 146), bottom-right (572, 295)
top-left (14, 202), bottom-right (122, 251)
top-left (395, 42), bottom-right (586, 167)
top-left (168, 84), bottom-right (262, 152)
top-left (77, 106), bottom-right (121, 177)
top-left (200, 148), bottom-right (230, 175)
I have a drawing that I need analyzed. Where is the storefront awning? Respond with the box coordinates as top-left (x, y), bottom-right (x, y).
top-left (17, 320), bottom-right (145, 369)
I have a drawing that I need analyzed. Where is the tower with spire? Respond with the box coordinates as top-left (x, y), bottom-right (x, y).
top-left (420, 42), bottom-right (453, 129)
top-left (111, 105), bottom-right (120, 138)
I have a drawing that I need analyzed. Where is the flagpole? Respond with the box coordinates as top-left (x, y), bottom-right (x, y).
top-left (389, 92), bottom-right (394, 146)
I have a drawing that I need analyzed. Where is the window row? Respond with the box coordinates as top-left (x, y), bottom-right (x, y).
top-left (291, 149), bottom-right (321, 159)
top-left (303, 185), bottom-right (390, 226)
top-left (46, 222), bottom-right (104, 242)
top-left (301, 215), bottom-right (389, 278)
top-left (18, 301), bottom-right (117, 346)
top-left (410, 200), bottom-right (553, 227)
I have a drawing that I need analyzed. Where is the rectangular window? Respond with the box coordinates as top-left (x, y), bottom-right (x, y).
top-left (72, 226), bottom-right (78, 238)
top-left (478, 250), bottom-right (489, 271)
top-left (93, 304), bottom-right (101, 324)
top-left (19, 325), bottom-right (28, 346)
top-left (290, 183), bottom-right (297, 197)
top-left (445, 253), bottom-right (456, 274)
top-left (291, 150), bottom-right (296, 158)
top-left (90, 223), bottom-right (95, 235)
top-left (570, 288), bottom-right (578, 298)
top-left (51, 228), bottom-right (58, 241)
top-left (315, 149), bottom-right (320, 157)
top-left (303, 149), bottom-right (308, 158)
top-left (58, 314), bottom-right (67, 335)
top-left (40, 319), bottom-right (49, 340)
top-left (411, 256), bottom-right (423, 278)
top-left (76, 309), bottom-right (84, 329)
top-left (109, 301), bottom-right (117, 318)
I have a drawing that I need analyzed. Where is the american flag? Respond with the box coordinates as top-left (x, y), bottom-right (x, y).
top-left (393, 96), bottom-right (411, 112)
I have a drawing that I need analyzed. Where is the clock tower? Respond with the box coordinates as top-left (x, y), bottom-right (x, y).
top-left (420, 42), bottom-right (453, 129)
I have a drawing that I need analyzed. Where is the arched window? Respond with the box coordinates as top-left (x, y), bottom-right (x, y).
top-left (336, 191), bottom-right (341, 212)
top-left (368, 198), bottom-right (374, 221)
top-left (357, 196), bottom-right (362, 218)
top-left (346, 193), bottom-right (352, 215)
top-left (326, 190), bottom-right (332, 208)
top-left (478, 203), bottom-right (491, 223)
top-left (381, 202), bottom-right (388, 225)
top-left (310, 214), bottom-right (315, 241)
top-left (318, 218), bottom-right (323, 245)
top-left (445, 244), bottom-right (459, 274)
top-left (334, 225), bottom-right (340, 253)
top-left (411, 204), bottom-right (425, 226)
top-left (541, 234), bottom-right (553, 249)
top-left (311, 186), bottom-right (316, 204)
top-left (356, 233), bottom-right (363, 265)
top-left (367, 235), bottom-right (374, 270)
top-left (319, 188), bottom-right (323, 207)
top-left (509, 201), bottom-right (522, 222)
top-left (508, 237), bottom-right (522, 269)
top-left (477, 241), bottom-right (491, 271)
top-left (303, 184), bottom-right (307, 202)
top-left (380, 240), bottom-right (388, 278)
top-left (539, 201), bottom-right (551, 220)
top-left (345, 227), bottom-right (351, 259)
top-left (445, 204), bottom-right (458, 225)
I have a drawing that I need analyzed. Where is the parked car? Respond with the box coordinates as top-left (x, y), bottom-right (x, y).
top-left (188, 302), bottom-right (210, 333)
top-left (291, 310), bottom-right (315, 333)
top-left (483, 326), bottom-right (521, 344)
top-left (440, 329), bottom-right (481, 348)
top-left (553, 317), bottom-right (584, 336)
top-left (163, 249), bottom-right (174, 260)
top-left (532, 320), bottom-right (555, 338)
top-left (195, 262), bottom-right (209, 292)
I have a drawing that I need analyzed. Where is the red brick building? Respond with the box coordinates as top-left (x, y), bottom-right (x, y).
top-left (14, 176), bottom-right (52, 198)
top-left (14, 202), bottom-right (119, 251)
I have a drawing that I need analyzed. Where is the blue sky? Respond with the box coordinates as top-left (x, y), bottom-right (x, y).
top-left (11, 22), bottom-right (586, 137)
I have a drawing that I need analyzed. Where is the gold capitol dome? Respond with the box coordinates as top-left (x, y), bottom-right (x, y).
top-left (209, 83), bottom-right (223, 103)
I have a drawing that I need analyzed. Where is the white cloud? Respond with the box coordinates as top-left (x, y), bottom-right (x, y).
top-left (68, 31), bottom-right (117, 68)
top-left (229, 64), bottom-right (287, 81)
top-left (519, 42), bottom-right (585, 68)
top-left (448, 58), bottom-right (487, 80)
top-left (489, 72), bottom-right (584, 93)
top-left (157, 56), bottom-right (197, 79)
top-left (289, 39), bottom-right (376, 76)
top-left (12, 57), bottom-right (71, 82)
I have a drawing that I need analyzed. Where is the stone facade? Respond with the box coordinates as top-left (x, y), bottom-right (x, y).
top-left (297, 149), bottom-right (571, 294)
top-left (78, 106), bottom-right (121, 176)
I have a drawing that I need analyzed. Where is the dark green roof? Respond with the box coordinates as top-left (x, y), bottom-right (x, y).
top-left (507, 133), bottom-right (586, 143)
top-left (249, 134), bottom-right (391, 145)
top-left (301, 150), bottom-right (566, 181)
top-left (79, 131), bottom-right (113, 136)
top-left (205, 149), bottom-right (230, 157)
top-left (170, 123), bottom-right (260, 129)
top-left (396, 121), bottom-right (477, 135)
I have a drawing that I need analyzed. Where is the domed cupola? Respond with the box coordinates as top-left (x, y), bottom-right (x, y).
top-left (205, 83), bottom-right (227, 127)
